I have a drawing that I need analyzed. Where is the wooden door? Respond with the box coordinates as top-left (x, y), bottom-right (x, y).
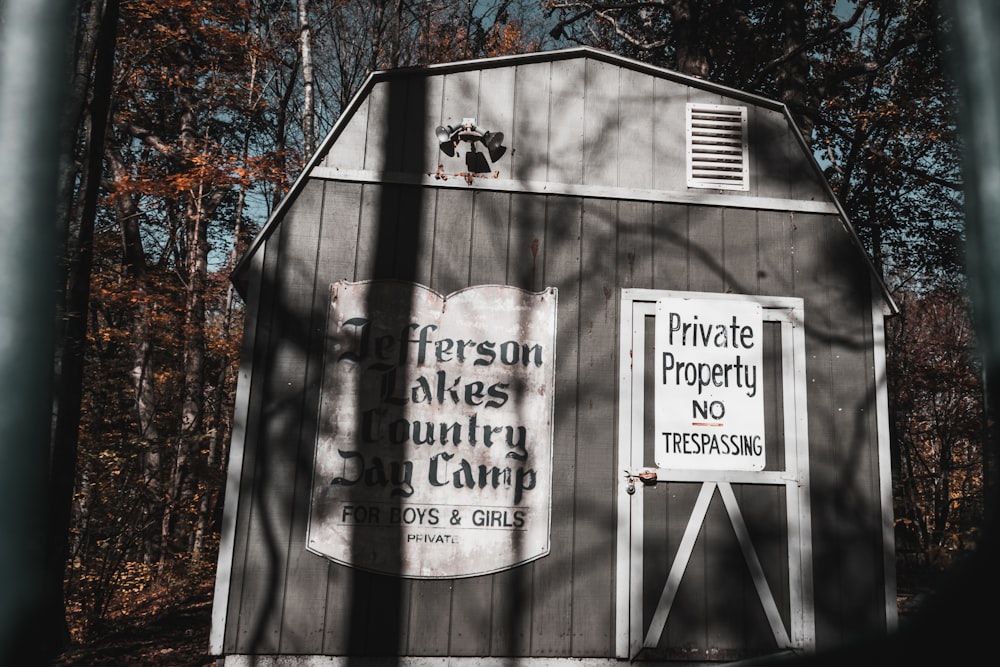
top-left (616, 289), bottom-right (815, 661)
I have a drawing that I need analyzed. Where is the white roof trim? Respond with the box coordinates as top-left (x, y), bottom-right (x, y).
top-left (308, 166), bottom-right (839, 215)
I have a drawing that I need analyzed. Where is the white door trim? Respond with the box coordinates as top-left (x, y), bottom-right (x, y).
top-left (615, 289), bottom-right (814, 659)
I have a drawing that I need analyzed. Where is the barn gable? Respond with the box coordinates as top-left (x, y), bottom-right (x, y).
top-left (215, 48), bottom-right (897, 666)
top-left (234, 48), bottom-right (888, 304)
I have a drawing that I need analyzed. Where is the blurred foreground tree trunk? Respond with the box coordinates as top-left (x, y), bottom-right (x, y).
top-left (46, 0), bottom-right (119, 652)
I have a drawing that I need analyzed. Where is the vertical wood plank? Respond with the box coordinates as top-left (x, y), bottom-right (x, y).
top-left (372, 185), bottom-right (402, 279)
top-left (490, 566), bottom-right (532, 656)
top-left (441, 70), bottom-right (481, 129)
top-left (317, 182), bottom-right (364, 285)
top-left (404, 578), bottom-right (451, 654)
top-left (786, 121), bottom-right (829, 202)
top-left (763, 322), bottom-right (788, 473)
top-left (619, 67), bottom-right (655, 191)
top-left (510, 62), bottom-right (551, 183)
top-left (507, 193), bottom-right (547, 292)
top-left (548, 58), bottom-right (585, 185)
top-left (363, 81), bottom-right (391, 172)
top-left (619, 201), bottom-right (654, 290)
top-left (409, 188), bottom-right (438, 286)
top-left (478, 65), bottom-right (516, 178)
top-left (574, 196), bottom-right (619, 655)
top-left (438, 70), bottom-right (482, 178)
top-left (430, 188), bottom-right (473, 294)
top-left (757, 211), bottom-right (794, 297)
top-left (721, 208), bottom-right (760, 296)
top-left (583, 59), bottom-right (620, 188)
top-left (469, 190), bottom-right (511, 286)
top-left (354, 184), bottom-right (382, 280)
top-left (529, 194), bottom-right (583, 655)
top-left (478, 65), bottom-right (516, 133)
top-left (751, 106), bottom-right (792, 200)
top-left (687, 205), bottom-right (725, 293)
top-left (652, 203), bottom-right (689, 291)
top-left (652, 78), bottom-right (688, 192)
top-left (392, 185), bottom-right (422, 281)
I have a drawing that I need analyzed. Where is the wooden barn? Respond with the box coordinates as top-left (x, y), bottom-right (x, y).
top-left (210, 47), bottom-right (898, 666)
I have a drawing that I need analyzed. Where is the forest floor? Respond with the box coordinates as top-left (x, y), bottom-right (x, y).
top-left (53, 573), bottom-right (217, 667)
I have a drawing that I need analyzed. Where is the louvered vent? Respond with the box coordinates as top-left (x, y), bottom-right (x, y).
top-left (686, 103), bottom-right (749, 191)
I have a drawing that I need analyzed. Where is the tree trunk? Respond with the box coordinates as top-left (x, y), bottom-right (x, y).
top-left (160, 192), bottom-right (209, 564)
top-left (298, 0), bottom-right (315, 155)
top-left (670, 0), bottom-right (709, 78)
top-left (776, 0), bottom-right (812, 138)
top-left (46, 0), bottom-right (119, 649)
top-left (107, 145), bottom-right (161, 562)
top-left (193, 47), bottom-right (258, 556)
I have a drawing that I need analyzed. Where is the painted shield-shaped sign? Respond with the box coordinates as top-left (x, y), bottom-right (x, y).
top-left (308, 280), bottom-right (557, 578)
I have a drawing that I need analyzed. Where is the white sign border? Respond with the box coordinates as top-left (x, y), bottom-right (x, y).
top-left (305, 280), bottom-right (558, 579)
top-left (653, 296), bottom-right (766, 471)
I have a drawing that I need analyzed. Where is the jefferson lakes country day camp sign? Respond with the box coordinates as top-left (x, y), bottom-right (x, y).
top-left (308, 281), bottom-right (558, 578)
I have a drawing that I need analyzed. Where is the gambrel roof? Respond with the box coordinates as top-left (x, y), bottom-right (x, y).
top-left (232, 46), bottom-right (894, 312)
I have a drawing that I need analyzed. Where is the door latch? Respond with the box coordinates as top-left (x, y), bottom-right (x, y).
top-left (624, 468), bottom-right (658, 495)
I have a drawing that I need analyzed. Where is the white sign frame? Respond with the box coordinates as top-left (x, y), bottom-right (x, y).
top-left (654, 297), bottom-right (765, 471)
top-left (307, 280), bottom-right (557, 578)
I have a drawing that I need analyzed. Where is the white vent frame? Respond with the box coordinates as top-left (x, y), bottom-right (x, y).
top-left (686, 103), bottom-right (749, 191)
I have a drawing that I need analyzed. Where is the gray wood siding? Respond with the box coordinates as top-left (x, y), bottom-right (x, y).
top-left (224, 182), bottom-right (887, 655)
top-left (319, 57), bottom-right (827, 203)
top-left (793, 213), bottom-right (888, 647)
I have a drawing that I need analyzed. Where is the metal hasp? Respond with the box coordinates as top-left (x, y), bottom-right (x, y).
top-left (624, 468), bottom-right (658, 495)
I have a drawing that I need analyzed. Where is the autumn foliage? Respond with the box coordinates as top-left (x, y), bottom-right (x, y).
top-left (887, 287), bottom-right (987, 582)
